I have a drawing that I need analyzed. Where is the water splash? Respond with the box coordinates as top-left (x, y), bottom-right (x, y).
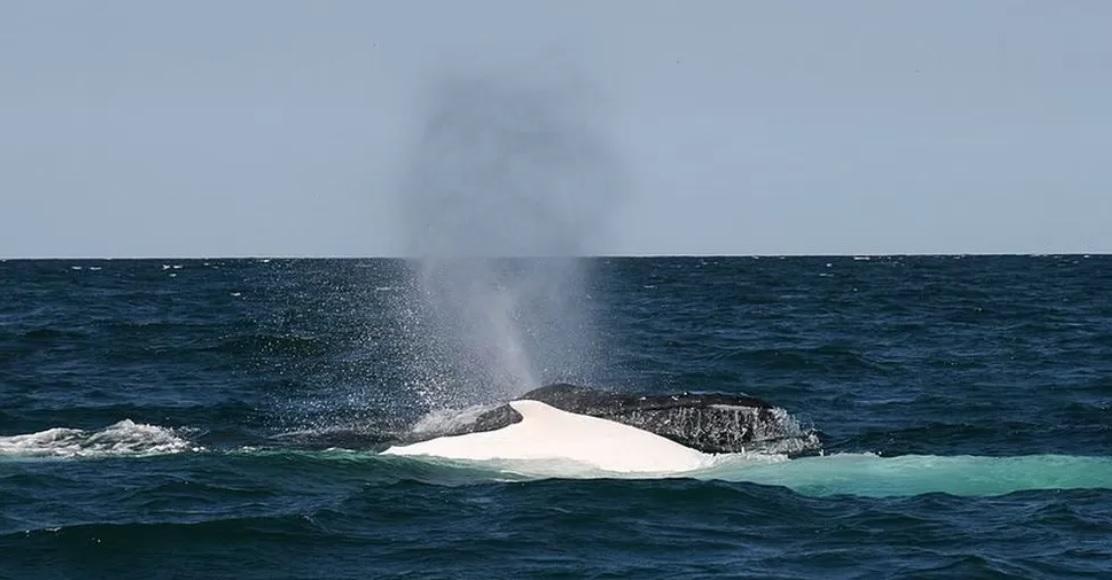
top-left (0, 420), bottom-right (198, 459)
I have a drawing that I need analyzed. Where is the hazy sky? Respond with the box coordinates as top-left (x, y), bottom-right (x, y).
top-left (2, 1), bottom-right (1110, 257)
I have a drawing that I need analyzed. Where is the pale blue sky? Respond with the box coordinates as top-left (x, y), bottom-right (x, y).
top-left (2, 1), bottom-right (1110, 257)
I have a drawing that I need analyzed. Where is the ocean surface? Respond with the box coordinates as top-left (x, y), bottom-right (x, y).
top-left (1, 256), bottom-right (1110, 578)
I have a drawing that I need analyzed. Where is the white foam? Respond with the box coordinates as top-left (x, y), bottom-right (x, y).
top-left (0, 420), bottom-right (198, 459)
top-left (384, 400), bottom-right (711, 474)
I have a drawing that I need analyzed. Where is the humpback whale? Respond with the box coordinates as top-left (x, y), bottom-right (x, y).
top-left (384, 384), bottom-right (821, 470)
top-left (386, 399), bottom-right (711, 472)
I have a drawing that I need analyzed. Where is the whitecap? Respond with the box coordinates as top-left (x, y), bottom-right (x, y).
top-left (0, 420), bottom-right (199, 459)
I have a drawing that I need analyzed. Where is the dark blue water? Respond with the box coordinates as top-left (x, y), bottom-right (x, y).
top-left (2, 256), bottom-right (1111, 578)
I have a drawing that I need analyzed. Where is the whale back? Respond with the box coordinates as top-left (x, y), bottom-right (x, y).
top-left (401, 384), bottom-right (821, 456)
top-left (520, 384), bottom-right (820, 455)
top-left (385, 400), bottom-right (711, 473)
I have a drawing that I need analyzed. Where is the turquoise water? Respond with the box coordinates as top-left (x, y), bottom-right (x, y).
top-left (2, 256), bottom-right (1110, 577)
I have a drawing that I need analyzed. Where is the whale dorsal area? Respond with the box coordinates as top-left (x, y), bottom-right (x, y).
top-left (383, 400), bottom-right (709, 473)
top-left (395, 384), bottom-right (822, 457)
top-left (518, 384), bottom-right (818, 455)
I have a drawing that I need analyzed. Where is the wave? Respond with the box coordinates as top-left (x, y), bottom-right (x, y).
top-left (341, 451), bottom-right (1111, 497)
top-left (0, 420), bottom-right (199, 459)
top-left (214, 449), bottom-right (1112, 498)
top-left (4, 422), bottom-right (1110, 497)
top-left (701, 344), bottom-right (894, 375)
top-left (696, 453), bottom-right (1112, 497)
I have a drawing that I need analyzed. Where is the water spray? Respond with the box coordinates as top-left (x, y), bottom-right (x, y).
top-left (397, 68), bottom-right (624, 408)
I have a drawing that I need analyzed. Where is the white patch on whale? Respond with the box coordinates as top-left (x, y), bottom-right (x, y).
top-left (383, 400), bottom-right (711, 473)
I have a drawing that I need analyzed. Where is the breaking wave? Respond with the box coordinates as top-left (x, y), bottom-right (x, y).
top-left (0, 420), bottom-right (199, 459)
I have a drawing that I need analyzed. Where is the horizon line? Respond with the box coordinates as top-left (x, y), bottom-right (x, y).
top-left (2, 252), bottom-right (1108, 261)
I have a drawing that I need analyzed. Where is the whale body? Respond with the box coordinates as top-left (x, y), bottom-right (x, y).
top-left (384, 384), bottom-right (822, 467)
top-left (384, 400), bottom-right (710, 473)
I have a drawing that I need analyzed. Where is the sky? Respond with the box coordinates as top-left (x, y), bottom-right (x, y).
top-left (2, 0), bottom-right (1110, 257)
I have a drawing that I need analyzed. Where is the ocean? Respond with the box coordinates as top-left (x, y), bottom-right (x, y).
top-left (1, 256), bottom-right (1110, 578)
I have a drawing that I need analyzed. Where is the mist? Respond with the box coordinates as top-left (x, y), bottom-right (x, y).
top-left (396, 68), bottom-right (625, 408)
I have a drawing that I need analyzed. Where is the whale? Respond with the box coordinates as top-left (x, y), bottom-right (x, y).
top-left (383, 384), bottom-right (821, 470)
top-left (384, 399), bottom-right (711, 473)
